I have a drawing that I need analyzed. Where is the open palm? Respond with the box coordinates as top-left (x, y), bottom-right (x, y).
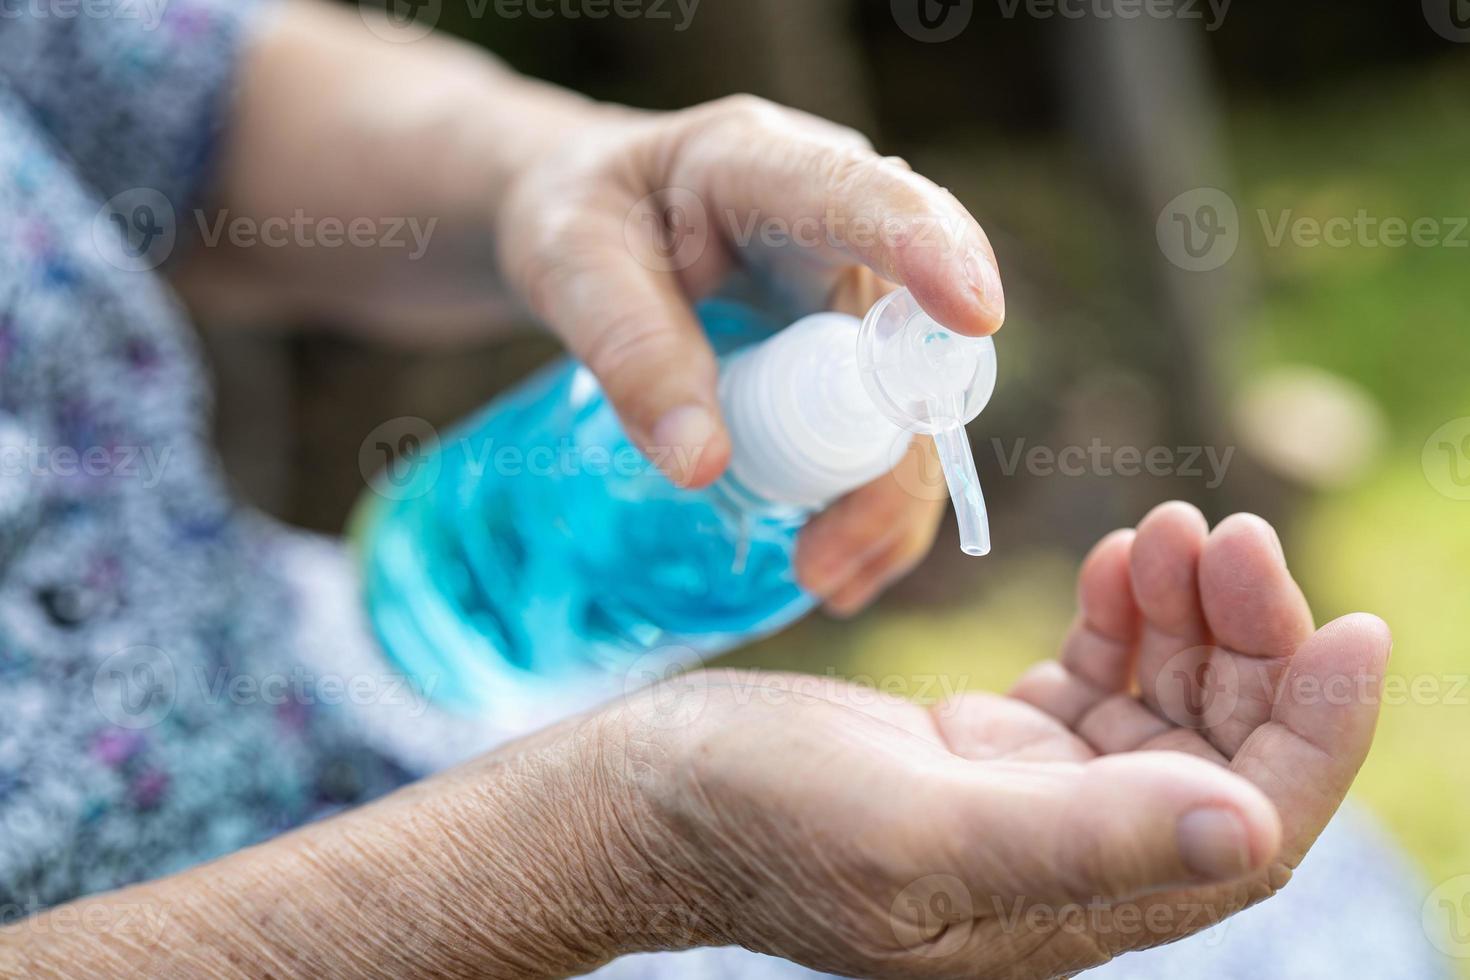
top-left (614, 502), bottom-right (1388, 979)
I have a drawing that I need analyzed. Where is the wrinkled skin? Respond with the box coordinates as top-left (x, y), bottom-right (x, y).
top-left (495, 95), bottom-right (1007, 616)
top-left (588, 503), bottom-right (1388, 978)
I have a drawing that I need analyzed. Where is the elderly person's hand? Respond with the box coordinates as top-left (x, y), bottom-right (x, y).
top-left (181, 0), bottom-right (1005, 617)
top-left (7, 506), bottom-right (1387, 978)
top-left (494, 94), bottom-right (1005, 615)
top-left (591, 504), bottom-right (1387, 976)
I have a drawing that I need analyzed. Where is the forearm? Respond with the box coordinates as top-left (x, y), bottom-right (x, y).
top-left (173, 0), bottom-right (616, 339)
top-left (0, 717), bottom-right (645, 979)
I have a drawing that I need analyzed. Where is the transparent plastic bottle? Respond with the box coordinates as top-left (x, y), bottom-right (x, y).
top-left (351, 291), bottom-right (997, 711)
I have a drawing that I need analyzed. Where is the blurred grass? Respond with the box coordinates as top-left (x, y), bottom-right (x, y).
top-left (722, 55), bottom-right (1470, 963)
top-left (1233, 60), bottom-right (1470, 927)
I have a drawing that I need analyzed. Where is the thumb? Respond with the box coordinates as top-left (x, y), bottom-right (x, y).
top-left (521, 244), bottom-right (730, 489)
top-left (951, 752), bottom-right (1282, 904)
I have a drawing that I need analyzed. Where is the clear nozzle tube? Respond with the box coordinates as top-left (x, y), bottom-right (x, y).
top-left (858, 290), bottom-right (998, 558)
top-left (934, 421), bottom-right (991, 557)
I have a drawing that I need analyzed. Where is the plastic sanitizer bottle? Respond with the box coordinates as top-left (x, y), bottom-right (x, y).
top-left (351, 289), bottom-right (997, 712)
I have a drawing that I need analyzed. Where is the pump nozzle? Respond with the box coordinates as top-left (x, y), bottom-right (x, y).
top-left (857, 290), bottom-right (997, 557)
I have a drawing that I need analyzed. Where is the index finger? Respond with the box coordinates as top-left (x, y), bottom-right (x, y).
top-left (673, 98), bottom-right (1005, 336)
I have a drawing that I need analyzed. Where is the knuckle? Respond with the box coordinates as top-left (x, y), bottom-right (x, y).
top-left (821, 147), bottom-right (882, 200)
top-left (711, 93), bottom-right (788, 128)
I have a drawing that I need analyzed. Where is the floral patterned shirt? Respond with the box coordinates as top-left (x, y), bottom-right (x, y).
top-left (0, 0), bottom-right (411, 916)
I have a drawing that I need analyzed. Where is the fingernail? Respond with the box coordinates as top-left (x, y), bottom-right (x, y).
top-left (963, 251), bottom-right (1006, 328)
top-left (1177, 807), bottom-right (1253, 881)
top-left (651, 404), bottom-right (715, 487)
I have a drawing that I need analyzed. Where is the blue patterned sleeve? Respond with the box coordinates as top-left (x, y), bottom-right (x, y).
top-left (0, 0), bottom-right (266, 218)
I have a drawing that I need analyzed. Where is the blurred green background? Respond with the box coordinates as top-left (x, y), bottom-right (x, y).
top-left (211, 0), bottom-right (1470, 970)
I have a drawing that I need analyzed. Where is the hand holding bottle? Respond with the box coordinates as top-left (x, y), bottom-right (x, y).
top-left (494, 95), bottom-right (1007, 614)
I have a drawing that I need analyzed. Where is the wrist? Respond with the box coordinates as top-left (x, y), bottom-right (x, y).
top-left (462, 64), bottom-right (635, 241)
top-left (411, 713), bottom-right (689, 973)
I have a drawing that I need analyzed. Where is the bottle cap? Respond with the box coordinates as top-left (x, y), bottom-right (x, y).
top-left (857, 290), bottom-right (997, 556)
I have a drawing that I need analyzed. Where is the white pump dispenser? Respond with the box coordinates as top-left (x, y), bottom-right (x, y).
top-left (719, 289), bottom-right (998, 556)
